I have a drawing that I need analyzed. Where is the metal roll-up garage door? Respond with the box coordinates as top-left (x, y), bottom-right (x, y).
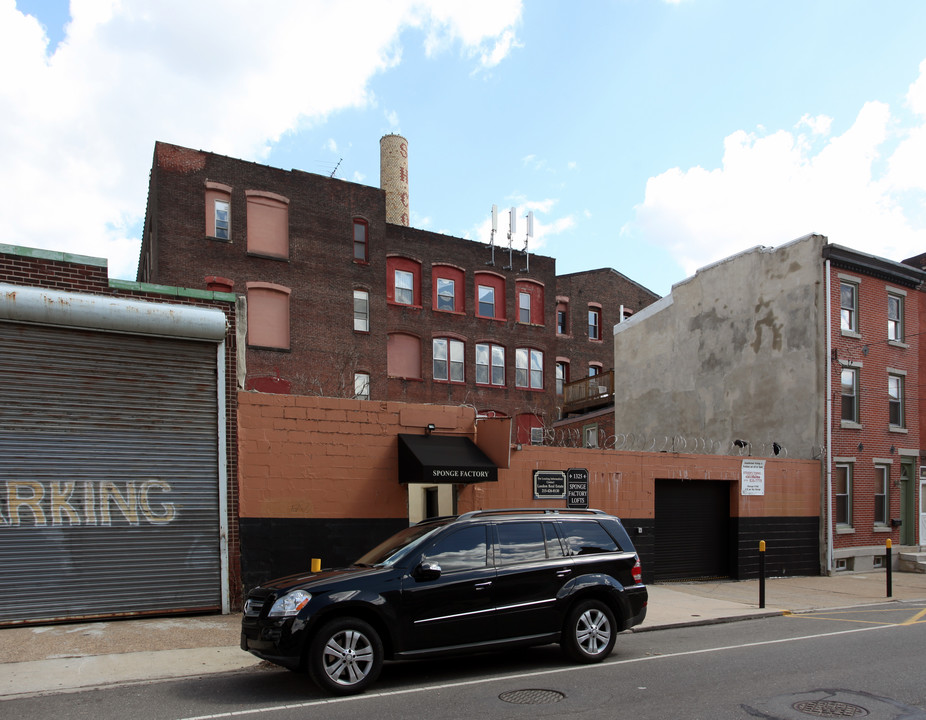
top-left (654, 478), bottom-right (731, 581)
top-left (0, 321), bottom-right (222, 624)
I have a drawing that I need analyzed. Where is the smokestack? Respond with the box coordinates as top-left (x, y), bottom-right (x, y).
top-left (380, 134), bottom-right (409, 226)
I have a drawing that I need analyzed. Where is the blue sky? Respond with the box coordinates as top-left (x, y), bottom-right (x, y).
top-left (3, 1), bottom-right (926, 296)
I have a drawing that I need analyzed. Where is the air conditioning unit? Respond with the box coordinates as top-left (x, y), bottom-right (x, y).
top-left (530, 427), bottom-right (543, 446)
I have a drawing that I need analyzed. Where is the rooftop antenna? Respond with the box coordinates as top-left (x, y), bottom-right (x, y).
top-left (330, 158), bottom-right (342, 178)
top-left (486, 204), bottom-right (497, 266)
top-left (521, 210), bottom-right (533, 273)
top-left (504, 207), bottom-right (516, 270)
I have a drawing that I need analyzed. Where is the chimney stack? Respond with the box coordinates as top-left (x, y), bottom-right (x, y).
top-left (380, 134), bottom-right (409, 226)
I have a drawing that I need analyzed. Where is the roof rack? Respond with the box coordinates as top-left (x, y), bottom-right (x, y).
top-left (457, 508), bottom-right (606, 521)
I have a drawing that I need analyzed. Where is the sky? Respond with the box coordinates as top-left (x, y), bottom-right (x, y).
top-left (2, 1), bottom-right (926, 297)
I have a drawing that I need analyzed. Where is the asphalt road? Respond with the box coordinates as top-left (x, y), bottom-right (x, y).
top-left (4, 602), bottom-right (925, 720)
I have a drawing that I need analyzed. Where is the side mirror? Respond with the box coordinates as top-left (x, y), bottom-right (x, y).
top-left (414, 561), bottom-right (442, 581)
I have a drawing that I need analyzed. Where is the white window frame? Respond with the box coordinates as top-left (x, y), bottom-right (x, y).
top-left (353, 290), bottom-right (369, 332)
top-left (840, 366), bottom-right (858, 424)
top-left (478, 284), bottom-right (496, 318)
top-left (888, 293), bottom-right (904, 342)
top-left (588, 308), bottom-right (600, 340)
top-left (476, 343), bottom-right (505, 386)
top-left (835, 462), bottom-right (853, 527)
top-left (354, 372), bottom-right (370, 400)
top-left (888, 373), bottom-right (905, 428)
top-left (395, 270), bottom-right (414, 305)
top-left (874, 464), bottom-right (889, 526)
top-left (516, 347), bottom-right (543, 390)
top-left (214, 199), bottom-right (230, 240)
top-left (433, 338), bottom-right (464, 383)
top-left (436, 278), bottom-right (455, 312)
top-left (519, 291), bottom-right (531, 324)
top-left (840, 281), bottom-right (858, 333)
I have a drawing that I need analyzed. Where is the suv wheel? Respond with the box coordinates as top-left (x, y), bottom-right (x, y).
top-left (307, 617), bottom-right (383, 695)
top-left (561, 599), bottom-right (616, 663)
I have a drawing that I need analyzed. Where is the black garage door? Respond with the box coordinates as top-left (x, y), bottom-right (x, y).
top-left (655, 479), bottom-right (731, 581)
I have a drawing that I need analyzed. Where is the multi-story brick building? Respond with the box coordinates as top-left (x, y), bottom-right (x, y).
top-left (137, 137), bottom-right (659, 444)
top-left (609, 234), bottom-right (925, 574)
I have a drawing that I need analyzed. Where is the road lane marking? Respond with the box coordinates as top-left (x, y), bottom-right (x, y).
top-left (176, 622), bottom-right (919, 720)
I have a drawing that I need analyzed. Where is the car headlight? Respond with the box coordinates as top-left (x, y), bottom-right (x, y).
top-left (267, 590), bottom-right (312, 618)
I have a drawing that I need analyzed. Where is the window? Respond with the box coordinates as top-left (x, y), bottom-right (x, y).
top-left (588, 307), bottom-right (601, 340)
top-left (496, 522), bottom-right (549, 565)
top-left (840, 282), bottom-right (858, 332)
top-left (874, 464), bottom-right (889, 525)
top-left (557, 308), bottom-right (567, 335)
top-left (516, 348), bottom-right (543, 389)
top-left (516, 281), bottom-right (544, 325)
top-left (214, 200), bottom-right (230, 240)
top-left (589, 364), bottom-right (600, 377)
top-left (353, 290), bottom-right (369, 332)
top-left (584, 424), bottom-right (598, 449)
top-left (559, 521), bottom-right (620, 556)
top-left (354, 372), bottom-right (370, 400)
top-left (387, 257), bottom-right (421, 306)
top-left (246, 190), bottom-right (289, 259)
top-left (478, 285), bottom-right (496, 318)
top-left (387, 333), bottom-right (421, 379)
top-left (433, 338), bottom-right (464, 383)
top-left (888, 293), bottom-right (904, 341)
top-left (353, 219), bottom-right (369, 262)
top-left (476, 343), bottom-right (505, 386)
top-left (433, 265), bottom-right (464, 313)
top-left (888, 374), bottom-right (904, 427)
top-left (519, 292), bottom-right (531, 323)
top-left (395, 270), bottom-right (414, 305)
top-left (422, 526), bottom-right (488, 572)
top-left (841, 367), bottom-right (858, 423)
top-left (246, 282), bottom-right (291, 350)
top-left (475, 273), bottom-right (505, 320)
top-left (205, 181), bottom-right (232, 239)
top-left (437, 278), bottom-right (456, 311)
top-left (555, 361), bottom-right (568, 396)
top-left (835, 463), bottom-right (852, 526)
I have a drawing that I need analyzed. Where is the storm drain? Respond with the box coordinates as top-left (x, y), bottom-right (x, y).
top-left (499, 689), bottom-right (565, 704)
top-left (792, 700), bottom-right (869, 717)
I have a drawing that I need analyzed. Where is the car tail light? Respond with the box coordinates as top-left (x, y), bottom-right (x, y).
top-left (631, 555), bottom-right (642, 585)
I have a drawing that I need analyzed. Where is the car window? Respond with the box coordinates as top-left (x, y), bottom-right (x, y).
top-left (495, 522), bottom-right (548, 565)
top-left (422, 526), bottom-right (488, 572)
top-left (559, 520), bottom-right (620, 556)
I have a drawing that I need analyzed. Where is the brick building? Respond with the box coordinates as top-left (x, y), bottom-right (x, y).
top-left (137, 138), bottom-right (660, 447)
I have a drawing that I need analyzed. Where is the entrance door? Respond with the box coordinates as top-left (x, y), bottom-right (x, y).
top-left (408, 483), bottom-right (456, 524)
top-left (900, 459), bottom-right (916, 546)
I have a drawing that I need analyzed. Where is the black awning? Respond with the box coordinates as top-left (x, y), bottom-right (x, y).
top-left (397, 434), bottom-right (498, 484)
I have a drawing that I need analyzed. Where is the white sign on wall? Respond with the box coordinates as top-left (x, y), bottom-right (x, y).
top-left (741, 459), bottom-right (766, 496)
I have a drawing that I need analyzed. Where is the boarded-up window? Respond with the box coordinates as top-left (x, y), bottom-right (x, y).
top-left (247, 282), bottom-right (291, 349)
top-left (246, 191), bottom-right (289, 259)
top-left (387, 333), bottom-right (421, 379)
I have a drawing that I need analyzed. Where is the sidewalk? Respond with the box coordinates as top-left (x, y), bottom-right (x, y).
top-left (1, 572), bottom-right (924, 699)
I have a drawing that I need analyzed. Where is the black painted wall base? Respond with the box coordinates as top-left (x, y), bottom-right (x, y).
top-left (238, 517), bottom-right (409, 594)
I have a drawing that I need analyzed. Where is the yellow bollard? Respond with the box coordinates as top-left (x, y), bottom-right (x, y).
top-left (311, 558), bottom-right (321, 573)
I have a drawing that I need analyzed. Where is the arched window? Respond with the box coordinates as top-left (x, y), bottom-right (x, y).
top-left (353, 218), bottom-right (369, 262)
top-left (387, 333), bottom-right (422, 379)
top-left (387, 257), bottom-right (422, 307)
top-left (246, 190), bottom-right (289, 259)
top-left (205, 181), bottom-right (232, 240)
top-left (475, 272), bottom-right (506, 320)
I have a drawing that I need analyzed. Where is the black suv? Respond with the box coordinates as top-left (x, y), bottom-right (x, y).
top-left (241, 508), bottom-right (647, 694)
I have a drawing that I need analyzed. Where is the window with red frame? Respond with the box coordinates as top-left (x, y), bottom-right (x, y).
top-left (387, 257), bottom-right (421, 306)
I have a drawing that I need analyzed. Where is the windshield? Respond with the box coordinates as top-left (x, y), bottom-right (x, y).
top-left (354, 521), bottom-right (449, 568)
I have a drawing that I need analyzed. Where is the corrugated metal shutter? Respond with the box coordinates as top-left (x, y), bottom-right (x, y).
top-left (0, 321), bottom-right (221, 624)
top-left (654, 479), bottom-right (731, 581)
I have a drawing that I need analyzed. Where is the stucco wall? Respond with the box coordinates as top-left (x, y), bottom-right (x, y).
top-left (612, 234), bottom-right (828, 460)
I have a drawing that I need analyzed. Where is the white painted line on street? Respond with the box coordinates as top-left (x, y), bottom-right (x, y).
top-left (177, 622), bottom-right (906, 720)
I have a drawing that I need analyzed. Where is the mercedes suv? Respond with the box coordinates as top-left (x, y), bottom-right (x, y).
top-left (240, 508), bottom-right (647, 694)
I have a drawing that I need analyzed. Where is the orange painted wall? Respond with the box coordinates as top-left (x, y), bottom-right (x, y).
top-left (238, 392), bottom-right (820, 521)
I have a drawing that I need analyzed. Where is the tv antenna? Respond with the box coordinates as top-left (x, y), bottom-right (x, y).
top-left (504, 207), bottom-right (516, 270)
top-left (521, 211), bottom-right (533, 273)
top-left (330, 158), bottom-right (342, 178)
top-left (486, 204), bottom-right (497, 266)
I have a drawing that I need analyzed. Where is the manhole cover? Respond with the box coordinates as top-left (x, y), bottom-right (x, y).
top-left (792, 700), bottom-right (869, 717)
top-left (499, 689), bottom-right (565, 704)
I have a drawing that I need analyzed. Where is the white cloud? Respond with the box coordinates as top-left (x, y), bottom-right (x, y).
top-left (624, 62), bottom-right (926, 278)
top-left (0, 0), bottom-right (522, 279)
